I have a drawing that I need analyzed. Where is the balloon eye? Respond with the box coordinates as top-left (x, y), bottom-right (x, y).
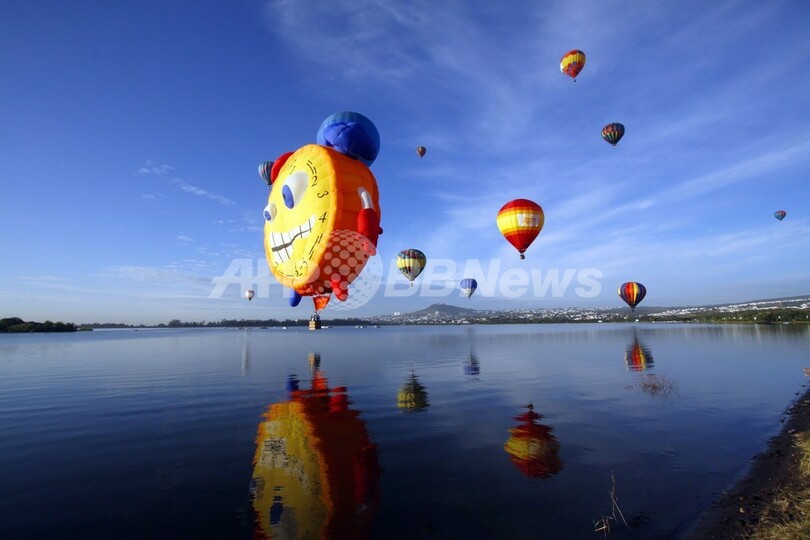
top-left (263, 203), bottom-right (277, 222)
top-left (281, 171), bottom-right (309, 209)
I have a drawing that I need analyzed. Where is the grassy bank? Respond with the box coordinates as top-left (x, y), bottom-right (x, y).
top-left (748, 431), bottom-right (810, 539)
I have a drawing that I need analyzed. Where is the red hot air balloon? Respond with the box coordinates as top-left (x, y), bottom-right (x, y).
top-left (560, 50), bottom-right (586, 81)
top-left (497, 199), bottom-right (545, 259)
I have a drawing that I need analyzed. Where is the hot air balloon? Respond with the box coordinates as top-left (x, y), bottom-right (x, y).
top-left (251, 358), bottom-right (380, 538)
top-left (416, 146), bottom-right (426, 158)
top-left (397, 249), bottom-right (427, 286)
top-left (258, 161), bottom-right (273, 188)
top-left (460, 278), bottom-right (478, 299)
top-left (263, 112), bottom-right (383, 314)
top-left (774, 210), bottom-right (787, 221)
top-left (560, 49), bottom-right (586, 81)
top-left (618, 282), bottom-right (647, 311)
top-left (601, 123), bottom-right (625, 147)
top-left (245, 289), bottom-right (255, 302)
top-left (504, 404), bottom-right (563, 478)
top-left (497, 199), bottom-right (545, 259)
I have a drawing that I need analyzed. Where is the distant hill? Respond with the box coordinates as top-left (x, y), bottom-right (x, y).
top-left (407, 303), bottom-right (485, 317)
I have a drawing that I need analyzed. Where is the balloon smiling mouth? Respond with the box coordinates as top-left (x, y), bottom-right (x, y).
top-left (270, 215), bottom-right (315, 265)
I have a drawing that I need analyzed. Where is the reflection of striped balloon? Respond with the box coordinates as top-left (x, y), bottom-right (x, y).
top-left (601, 123), bottom-right (625, 147)
top-left (625, 339), bottom-right (654, 371)
top-left (497, 199), bottom-right (544, 259)
top-left (396, 249), bottom-right (427, 285)
top-left (618, 282), bottom-right (647, 311)
top-left (560, 49), bottom-right (586, 80)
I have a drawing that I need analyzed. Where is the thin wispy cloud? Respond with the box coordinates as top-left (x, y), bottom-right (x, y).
top-left (170, 178), bottom-right (235, 206)
top-left (137, 160), bottom-right (174, 176)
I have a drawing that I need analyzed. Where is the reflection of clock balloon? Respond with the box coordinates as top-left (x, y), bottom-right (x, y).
top-left (251, 360), bottom-right (381, 538)
top-left (262, 112), bottom-right (383, 312)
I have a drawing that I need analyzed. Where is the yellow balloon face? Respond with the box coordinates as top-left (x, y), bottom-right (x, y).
top-left (263, 144), bottom-right (380, 295)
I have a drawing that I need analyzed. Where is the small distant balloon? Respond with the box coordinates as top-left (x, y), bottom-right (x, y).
top-left (774, 210), bottom-right (787, 221)
top-left (460, 278), bottom-right (478, 299)
top-left (397, 249), bottom-right (427, 286)
top-left (601, 123), bottom-right (625, 147)
top-left (258, 161), bottom-right (273, 187)
top-left (497, 199), bottom-right (545, 259)
top-left (560, 49), bottom-right (586, 81)
top-left (618, 282), bottom-right (646, 311)
top-left (416, 146), bottom-right (426, 158)
top-left (245, 289), bottom-right (255, 302)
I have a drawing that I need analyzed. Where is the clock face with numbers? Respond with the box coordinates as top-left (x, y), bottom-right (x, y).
top-left (263, 144), bottom-right (380, 296)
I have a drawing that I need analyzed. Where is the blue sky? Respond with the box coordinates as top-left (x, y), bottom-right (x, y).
top-left (2, 0), bottom-right (809, 324)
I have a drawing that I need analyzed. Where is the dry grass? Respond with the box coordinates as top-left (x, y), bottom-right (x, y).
top-left (745, 432), bottom-right (810, 540)
top-left (593, 471), bottom-right (628, 537)
top-left (637, 374), bottom-right (677, 399)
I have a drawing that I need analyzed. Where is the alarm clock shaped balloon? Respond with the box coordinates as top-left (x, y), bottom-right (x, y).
top-left (261, 112), bottom-right (383, 312)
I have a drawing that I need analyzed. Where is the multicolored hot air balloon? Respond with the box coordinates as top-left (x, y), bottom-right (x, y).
top-left (460, 278), bottom-right (478, 299)
top-left (618, 282), bottom-right (647, 311)
top-left (251, 358), bottom-right (381, 539)
top-left (397, 249), bottom-right (427, 286)
top-left (601, 123), bottom-right (625, 147)
top-left (258, 161), bottom-right (273, 188)
top-left (263, 112), bottom-right (383, 313)
top-left (416, 146), bottom-right (426, 158)
top-left (245, 289), bottom-right (255, 302)
top-left (504, 404), bottom-right (563, 478)
top-left (560, 49), bottom-right (586, 81)
top-left (774, 210), bottom-right (787, 221)
top-left (497, 199), bottom-right (545, 259)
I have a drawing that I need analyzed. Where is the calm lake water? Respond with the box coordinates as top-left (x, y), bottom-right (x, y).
top-left (1, 323), bottom-right (808, 539)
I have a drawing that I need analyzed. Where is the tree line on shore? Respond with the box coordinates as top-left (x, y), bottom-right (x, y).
top-left (0, 317), bottom-right (77, 333)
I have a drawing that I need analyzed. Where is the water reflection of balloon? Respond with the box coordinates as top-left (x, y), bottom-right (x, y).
top-left (464, 352), bottom-right (480, 376)
top-left (251, 355), bottom-right (381, 539)
top-left (774, 210), bottom-right (787, 221)
top-left (460, 278), bottom-right (478, 299)
top-left (560, 49), bottom-right (586, 81)
top-left (618, 282), bottom-right (647, 311)
top-left (397, 372), bottom-right (429, 412)
top-left (497, 199), bottom-right (545, 259)
top-left (397, 249), bottom-right (427, 287)
top-left (504, 404), bottom-right (563, 478)
top-left (625, 333), bottom-right (654, 371)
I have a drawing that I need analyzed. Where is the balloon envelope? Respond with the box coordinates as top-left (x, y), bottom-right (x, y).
top-left (460, 278), bottom-right (478, 298)
top-left (416, 146), bottom-right (426, 158)
top-left (560, 49), bottom-right (586, 80)
top-left (601, 123), bottom-right (625, 147)
top-left (245, 289), bottom-right (255, 302)
top-left (618, 282), bottom-right (646, 311)
top-left (258, 161), bottom-right (273, 186)
top-left (497, 199), bottom-right (544, 259)
top-left (774, 210), bottom-right (787, 221)
top-left (316, 111), bottom-right (380, 166)
top-left (397, 249), bottom-right (427, 283)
